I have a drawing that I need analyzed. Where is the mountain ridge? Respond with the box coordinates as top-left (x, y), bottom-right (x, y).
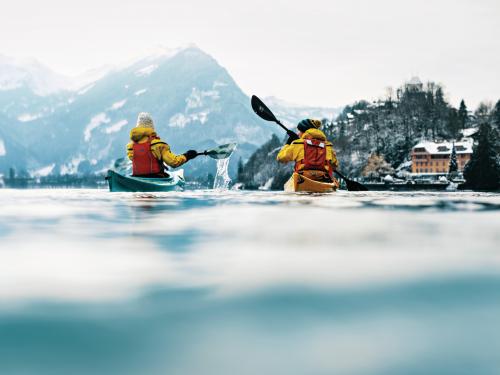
top-left (0, 46), bottom-right (340, 179)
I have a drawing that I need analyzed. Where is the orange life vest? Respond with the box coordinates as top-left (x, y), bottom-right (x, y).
top-left (295, 139), bottom-right (332, 178)
top-left (132, 137), bottom-right (164, 176)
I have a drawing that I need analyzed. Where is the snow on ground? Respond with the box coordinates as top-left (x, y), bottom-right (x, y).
top-left (0, 139), bottom-right (6, 156)
top-left (169, 114), bottom-right (189, 128)
top-left (396, 160), bottom-right (413, 171)
top-left (105, 120), bottom-right (128, 134)
top-left (259, 177), bottom-right (274, 191)
top-left (60, 156), bottom-right (84, 175)
top-left (78, 83), bottom-right (95, 95)
top-left (135, 64), bottom-right (158, 77)
top-left (109, 99), bottom-right (127, 110)
top-left (462, 127), bottom-right (478, 137)
top-left (84, 113), bottom-right (110, 142)
top-left (134, 88), bottom-right (147, 96)
top-left (213, 81), bottom-right (228, 88)
top-left (32, 164), bottom-right (55, 177)
top-left (17, 113), bottom-right (43, 122)
top-left (186, 88), bottom-right (220, 109)
top-left (196, 111), bottom-right (209, 124)
top-left (169, 111), bottom-right (210, 128)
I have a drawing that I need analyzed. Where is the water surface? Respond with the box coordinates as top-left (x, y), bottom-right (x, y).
top-left (0, 189), bottom-right (499, 375)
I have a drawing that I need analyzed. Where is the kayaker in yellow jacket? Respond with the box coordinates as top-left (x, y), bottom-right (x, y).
top-left (277, 119), bottom-right (339, 183)
top-left (126, 112), bottom-right (198, 177)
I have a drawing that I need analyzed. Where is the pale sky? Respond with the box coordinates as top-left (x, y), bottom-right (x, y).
top-left (1, 0), bottom-right (499, 108)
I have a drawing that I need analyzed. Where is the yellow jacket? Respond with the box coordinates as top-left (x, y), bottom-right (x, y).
top-left (277, 128), bottom-right (338, 173)
top-left (126, 127), bottom-right (187, 168)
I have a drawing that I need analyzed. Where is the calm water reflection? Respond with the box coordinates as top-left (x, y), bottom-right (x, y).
top-left (0, 189), bottom-right (499, 375)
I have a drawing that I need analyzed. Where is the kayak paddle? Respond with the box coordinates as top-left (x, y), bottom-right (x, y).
top-left (197, 143), bottom-right (237, 160)
top-left (330, 169), bottom-right (368, 192)
top-left (251, 95), bottom-right (289, 133)
top-left (111, 143), bottom-right (237, 174)
top-left (251, 95), bottom-right (368, 191)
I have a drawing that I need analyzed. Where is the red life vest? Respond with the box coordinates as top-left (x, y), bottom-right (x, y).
top-left (295, 139), bottom-right (332, 177)
top-left (132, 137), bottom-right (164, 176)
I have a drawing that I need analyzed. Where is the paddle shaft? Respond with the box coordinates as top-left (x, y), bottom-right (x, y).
top-left (274, 119), bottom-right (290, 133)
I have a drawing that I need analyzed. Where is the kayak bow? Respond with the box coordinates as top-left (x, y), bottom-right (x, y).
top-left (284, 172), bottom-right (338, 193)
top-left (106, 170), bottom-right (185, 192)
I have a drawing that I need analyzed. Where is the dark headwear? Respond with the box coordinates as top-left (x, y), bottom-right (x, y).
top-left (297, 119), bottom-right (322, 133)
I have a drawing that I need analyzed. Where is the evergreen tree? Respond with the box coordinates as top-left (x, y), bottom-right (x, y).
top-left (492, 100), bottom-right (500, 130)
top-left (458, 100), bottom-right (468, 131)
top-left (475, 102), bottom-right (491, 122)
top-left (447, 108), bottom-right (460, 139)
top-left (448, 142), bottom-right (458, 179)
top-left (237, 157), bottom-right (244, 182)
top-left (433, 86), bottom-right (448, 138)
top-left (463, 123), bottom-right (500, 190)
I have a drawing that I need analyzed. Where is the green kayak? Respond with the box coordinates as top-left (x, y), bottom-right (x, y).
top-left (106, 170), bottom-right (185, 192)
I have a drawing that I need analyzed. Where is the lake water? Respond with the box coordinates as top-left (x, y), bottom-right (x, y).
top-left (0, 189), bottom-right (499, 375)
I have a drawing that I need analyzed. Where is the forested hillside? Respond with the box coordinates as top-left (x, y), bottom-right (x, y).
top-left (238, 78), bottom-right (500, 189)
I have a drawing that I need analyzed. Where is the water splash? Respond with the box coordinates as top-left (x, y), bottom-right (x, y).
top-left (213, 157), bottom-right (232, 190)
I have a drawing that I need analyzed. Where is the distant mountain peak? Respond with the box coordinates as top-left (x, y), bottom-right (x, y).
top-left (262, 96), bottom-right (342, 126)
top-left (121, 44), bottom-right (208, 71)
top-left (0, 54), bottom-right (71, 95)
top-left (0, 45), bottom-right (217, 96)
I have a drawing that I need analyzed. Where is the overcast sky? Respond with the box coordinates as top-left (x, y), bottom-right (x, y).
top-left (1, 0), bottom-right (499, 108)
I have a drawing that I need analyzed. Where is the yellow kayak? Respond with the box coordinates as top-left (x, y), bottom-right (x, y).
top-left (284, 172), bottom-right (338, 193)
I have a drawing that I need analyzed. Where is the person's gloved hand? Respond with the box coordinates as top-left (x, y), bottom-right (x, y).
top-left (183, 150), bottom-right (198, 161)
top-left (286, 130), bottom-right (300, 144)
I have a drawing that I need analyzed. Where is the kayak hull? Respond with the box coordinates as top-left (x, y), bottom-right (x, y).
top-left (284, 172), bottom-right (338, 193)
top-left (106, 170), bottom-right (185, 192)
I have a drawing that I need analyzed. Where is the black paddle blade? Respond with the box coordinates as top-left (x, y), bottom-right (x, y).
top-left (205, 143), bottom-right (237, 160)
top-left (251, 95), bottom-right (279, 123)
top-left (334, 170), bottom-right (369, 191)
top-left (344, 179), bottom-right (369, 191)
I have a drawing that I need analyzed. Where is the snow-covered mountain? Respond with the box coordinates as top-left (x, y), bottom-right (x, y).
top-left (0, 55), bottom-right (71, 96)
top-left (263, 96), bottom-right (342, 127)
top-left (0, 47), bottom-right (340, 179)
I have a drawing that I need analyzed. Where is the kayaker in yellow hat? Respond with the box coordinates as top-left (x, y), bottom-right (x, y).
top-left (277, 119), bottom-right (339, 184)
top-left (126, 112), bottom-right (198, 177)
